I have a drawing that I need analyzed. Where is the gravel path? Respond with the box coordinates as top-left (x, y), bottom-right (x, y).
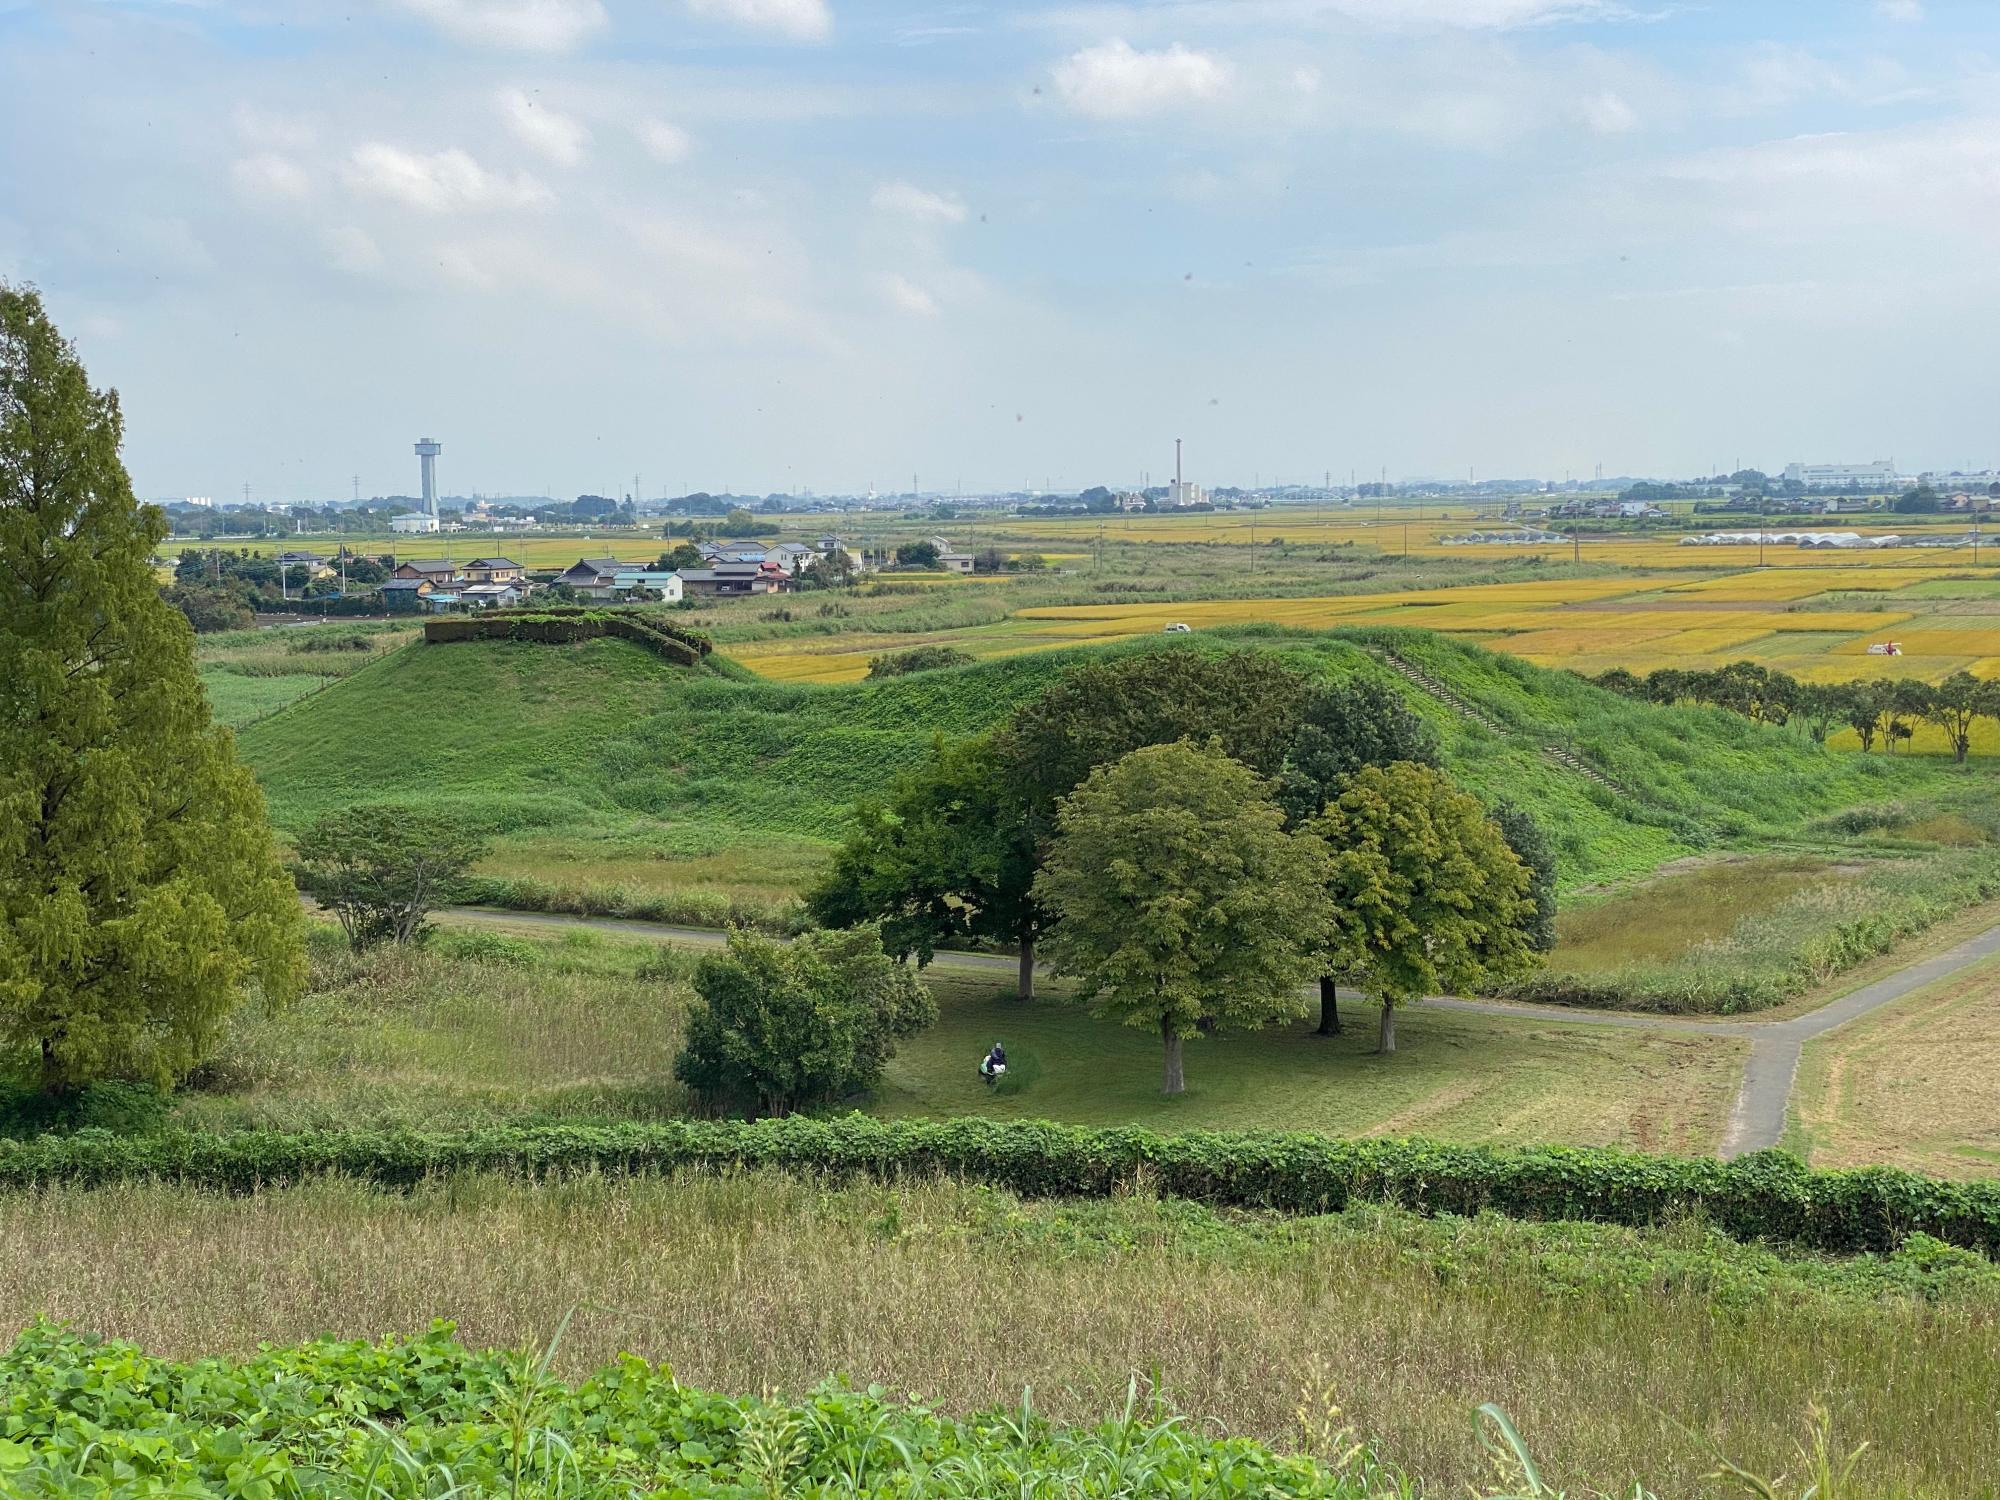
top-left (437, 904), bottom-right (2000, 1158)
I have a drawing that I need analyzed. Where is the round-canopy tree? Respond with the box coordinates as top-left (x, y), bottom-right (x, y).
top-left (0, 285), bottom-right (303, 1092)
top-left (1034, 741), bottom-right (1332, 1095)
top-left (1310, 763), bottom-right (1538, 1055)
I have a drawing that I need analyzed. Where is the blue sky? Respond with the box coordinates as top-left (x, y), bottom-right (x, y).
top-left (2, 0), bottom-right (1996, 500)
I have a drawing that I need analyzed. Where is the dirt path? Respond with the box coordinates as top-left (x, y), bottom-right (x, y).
top-left (434, 904), bottom-right (2000, 1159)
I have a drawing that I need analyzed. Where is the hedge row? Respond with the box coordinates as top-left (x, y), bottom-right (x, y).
top-left (3, 1116), bottom-right (1995, 1257)
top-left (423, 610), bottom-right (712, 667)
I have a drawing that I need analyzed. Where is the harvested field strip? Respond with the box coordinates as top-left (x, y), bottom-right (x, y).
top-left (1792, 955), bottom-right (2000, 1178)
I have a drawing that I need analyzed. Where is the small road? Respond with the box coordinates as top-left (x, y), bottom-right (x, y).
top-left (434, 904), bottom-right (2000, 1159)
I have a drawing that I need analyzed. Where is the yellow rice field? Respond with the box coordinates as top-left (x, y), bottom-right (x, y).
top-left (728, 564), bottom-right (2000, 689)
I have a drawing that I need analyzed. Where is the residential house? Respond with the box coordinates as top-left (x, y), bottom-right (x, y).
top-left (677, 560), bottom-right (787, 597)
top-left (379, 578), bottom-right (433, 612)
top-left (460, 582), bottom-right (524, 608)
top-left (418, 589), bottom-right (462, 613)
top-left (276, 550), bottom-right (334, 577)
top-left (929, 535), bottom-right (975, 574)
top-left (393, 558), bottom-right (463, 585)
top-left (698, 539), bottom-right (770, 564)
top-left (463, 557), bottom-right (525, 584)
top-left (554, 558), bottom-right (644, 597)
top-left (610, 570), bottom-right (685, 602)
top-left (767, 541), bottom-right (819, 572)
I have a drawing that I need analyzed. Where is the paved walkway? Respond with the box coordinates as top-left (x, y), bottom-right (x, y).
top-left (436, 904), bottom-right (2000, 1158)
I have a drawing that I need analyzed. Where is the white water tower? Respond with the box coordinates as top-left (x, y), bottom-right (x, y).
top-left (414, 438), bottom-right (442, 518)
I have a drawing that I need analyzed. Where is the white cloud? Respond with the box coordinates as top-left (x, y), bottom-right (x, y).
top-left (393, 0), bottom-right (608, 52)
top-left (1576, 89), bottom-right (1637, 134)
top-left (871, 179), bottom-right (966, 225)
top-left (683, 0), bottom-right (832, 43)
top-left (497, 88), bottom-right (591, 165)
top-left (1052, 39), bottom-right (1229, 119)
top-left (635, 118), bottom-right (695, 164)
top-left (324, 226), bottom-right (384, 274)
top-left (1313, 0), bottom-right (1609, 26)
top-left (343, 143), bottom-right (553, 212)
top-left (231, 106), bottom-right (317, 152)
top-left (231, 152), bottom-right (312, 202)
top-left (1876, 0), bottom-right (1924, 21)
top-left (879, 273), bottom-right (939, 316)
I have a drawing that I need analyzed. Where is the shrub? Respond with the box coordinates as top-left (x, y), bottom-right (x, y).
top-left (421, 610), bottom-right (712, 667)
top-left (675, 928), bottom-right (937, 1117)
top-left (866, 644), bottom-right (976, 679)
top-left (0, 1117), bottom-right (1994, 1257)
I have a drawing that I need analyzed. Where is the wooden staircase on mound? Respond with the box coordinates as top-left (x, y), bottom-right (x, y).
top-left (1379, 651), bottom-right (1634, 799)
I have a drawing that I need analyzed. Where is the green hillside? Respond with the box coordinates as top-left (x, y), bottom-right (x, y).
top-left (239, 627), bottom-right (1938, 920)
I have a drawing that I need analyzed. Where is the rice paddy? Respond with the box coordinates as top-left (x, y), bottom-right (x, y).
top-left (729, 567), bottom-right (2000, 691)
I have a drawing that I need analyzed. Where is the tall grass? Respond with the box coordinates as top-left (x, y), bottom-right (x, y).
top-left (1, 1173), bottom-right (1990, 1496)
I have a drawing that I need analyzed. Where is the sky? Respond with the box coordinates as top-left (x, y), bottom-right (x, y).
top-left (2, 0), bottom-right (1997, 501)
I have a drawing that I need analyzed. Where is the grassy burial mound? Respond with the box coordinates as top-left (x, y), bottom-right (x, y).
top-left (239, 625), bottom-right (1942, 935)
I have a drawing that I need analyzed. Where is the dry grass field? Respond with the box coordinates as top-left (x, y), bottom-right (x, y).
top-left (1790, 954), bottom-right (2000, 1178)
top-left (3, 1173), bottom-right (1994, 1498)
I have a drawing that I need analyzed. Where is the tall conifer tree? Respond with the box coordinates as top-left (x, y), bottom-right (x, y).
top-left (0, 285), bottom-right (303, 1091)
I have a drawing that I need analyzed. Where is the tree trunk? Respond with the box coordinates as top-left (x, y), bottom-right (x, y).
top-left (1016, 932), bottom-right (1035, 1001)
top-left (1377, 1003), bottom-right (1397, 1056)
top-left (1316, 977), bottom-right (1341, 1036)
top-left (1161, 1023), bottom-right (1185, 1095)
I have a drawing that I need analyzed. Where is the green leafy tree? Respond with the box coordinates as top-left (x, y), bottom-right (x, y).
top-left (1490, 802), bottom-right (1558, 954)
top-left (808, 736), bottom-right (1044, 998)
top-left (0, 285), bottom-right (303, 1092)
top-left (675, 925), bottom-right (937, 1117)
top-left (1845, 680), bottom-right (1889, 752)
top-left (1276, 674), bottom-right (1440, 827)
top-left (1892, 485), bottom-right (1941, 514)
top-left (654, 542), bottom-right (704, 571)
top-left (1793, 682), bottom-right (1847, 745)
top-left (1311, 763), bottom-right (1538, 1055)
top-left (1886, 679), bottom-right (1935, 755)
top-left (292, 806), bottom-right (488, 950)
top-left (795, 549), bottom-right (855, 589)
top-left (1926, 670), bottom-right (1997, 764)
top-left (895, 540), bottom-right (942, 568)
top-left (722, 506), bottom-right (757, 534)
top-left (1033, 742), bottom-right (1332, 1094)
top-left (999, 648), bottom-right (1308, 831)
top-left (162, 583), bottom-right (255, 633)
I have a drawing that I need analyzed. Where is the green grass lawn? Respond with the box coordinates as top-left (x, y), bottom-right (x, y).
top-left (200, 669), bottom-right (333, 728)
top-left (880, 971), bottom-right (1743, 1154)
top-left (238, 627), bottom-right (1949, 928)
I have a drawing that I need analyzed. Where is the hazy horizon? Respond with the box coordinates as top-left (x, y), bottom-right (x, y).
top-left (4, 0), bottom-right (1997, 502)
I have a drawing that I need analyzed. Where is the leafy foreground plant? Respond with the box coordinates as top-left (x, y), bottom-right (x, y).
top-left (0, 1322), bottom-right (1418, 1498)
top-left (0, 1323), bottom-right (1894, 1499)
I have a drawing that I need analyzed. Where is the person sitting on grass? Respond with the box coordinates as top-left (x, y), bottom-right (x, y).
top-left (980, 1042), bottom-right (1007, 1081)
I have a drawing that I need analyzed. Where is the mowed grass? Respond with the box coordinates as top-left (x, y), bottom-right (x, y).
top-left (3, 1173), bottom-right (1994, 1497)
top-left (1790, 953), bottom-right (2000, 1178)
top-left (177, 922), bottom-right (1743, 1153)
top-left (1552, 857), bottom-right (1863, 974)
top-left (883, 972), bottom-right (1743, 1154)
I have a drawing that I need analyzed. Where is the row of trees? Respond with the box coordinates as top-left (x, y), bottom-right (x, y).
top-left (1594, 661), bottom-right (1999, 762)
top-left (808, 650), bottom-right (1555, 1092)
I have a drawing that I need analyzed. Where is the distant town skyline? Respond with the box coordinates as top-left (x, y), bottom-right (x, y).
top-left (5, 0), bottom-right (2000, 501)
